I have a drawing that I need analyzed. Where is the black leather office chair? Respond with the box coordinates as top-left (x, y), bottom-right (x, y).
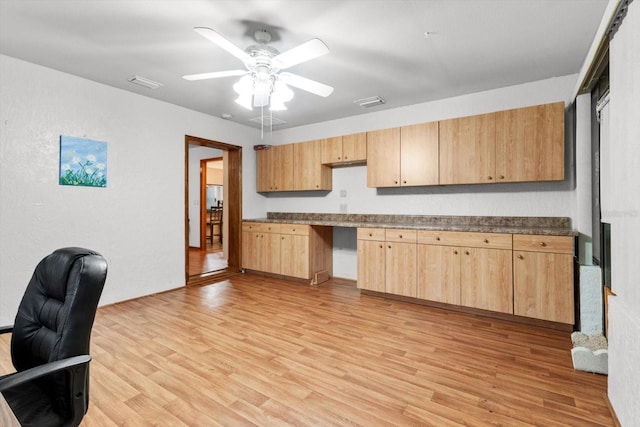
top-left (0, 247), bottom-right (107, 427)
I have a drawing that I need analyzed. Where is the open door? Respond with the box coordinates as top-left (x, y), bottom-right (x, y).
top-left (185, 135), bottom-right (242, 286)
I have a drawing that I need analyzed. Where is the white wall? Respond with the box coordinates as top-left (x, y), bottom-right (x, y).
top-left (607, 1), bottom-right (640, 424)
top-left (265, 75), bottom-right (580, 279)
top-left (0, 54), bottom-right (262, 325)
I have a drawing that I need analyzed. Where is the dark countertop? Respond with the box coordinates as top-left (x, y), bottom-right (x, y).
top-left (243, 213), bottom-right (578, 236)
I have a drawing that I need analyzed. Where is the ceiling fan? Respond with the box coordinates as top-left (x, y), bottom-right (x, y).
top-left (182, 27), bottom-right (334, 111)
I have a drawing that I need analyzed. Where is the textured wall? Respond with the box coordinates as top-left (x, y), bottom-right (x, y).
top-left (607, 1), bottom-right (640, 424)
top-left (0, 55), bottom-right (261, 325)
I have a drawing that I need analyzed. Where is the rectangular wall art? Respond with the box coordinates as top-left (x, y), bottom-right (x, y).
top-left (59, 135), bottom-right (107, 187)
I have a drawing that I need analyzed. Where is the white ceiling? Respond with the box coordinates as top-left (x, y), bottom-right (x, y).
top-left (0, 0), bottom-right (608, 130)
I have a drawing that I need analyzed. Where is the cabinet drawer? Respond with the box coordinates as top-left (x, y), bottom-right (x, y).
top-left (417, 230), bottom-right (512, 249)
top-left (242, 222), bottom-right (281, 234)
top-left (357, 228), bottom-right (385, 241)
top-left (280, 224), bottom-right (310, 235)
top-left (385, 229), bottom-right (417, 243)
top-left (513, 234), bottom-right (573, 254)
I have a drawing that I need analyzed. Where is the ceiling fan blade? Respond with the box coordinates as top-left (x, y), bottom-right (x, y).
top-left (182, 70), bottom-right (247, 81)
top-left (279, 72), bottom-right (334, 97)
top-left (194, 27), bottom-right (251, 63)
top-left (272, 39), bottom-right (329, 69)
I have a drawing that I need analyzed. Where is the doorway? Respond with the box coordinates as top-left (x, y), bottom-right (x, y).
top-left (185, 135), bottom-right (242, 286)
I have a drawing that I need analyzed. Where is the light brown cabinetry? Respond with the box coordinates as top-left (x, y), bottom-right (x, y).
top-left (356, 228), bottom-right (416, 296)
top-left (495, 102), bottom-right (565, 182)
top-left (417, 231), bottom-right (513, 313)
top-left (384, 229), bottom-right (417, 297)
top-left (356, 229), bottom-right (386, 292)
top-left (293, 140), bottom-right (332, 191)
top-left (321, 133), bottom-right (367, 165)
top-left (256, 144), bottom-right (294, 192)
top-left (513, 234), bottom-right (574, 324)
top-left (439, 113), bottom-right (496, 185)
top-left (366, 128), bottom-right (401, 187)
top-left (241, 222), bottom-right (281, 274)
top-left (367, 122), bottom-right (439, 188)
top-left (242, 222), bottom-right (332, 281)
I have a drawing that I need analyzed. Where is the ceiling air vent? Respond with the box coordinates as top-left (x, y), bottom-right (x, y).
top-left (127, 75), bottom-right (163, 89)
top-left (249, 115), bottom-right (286, 126)
top-left (354, 96), bottom-right (386, 108)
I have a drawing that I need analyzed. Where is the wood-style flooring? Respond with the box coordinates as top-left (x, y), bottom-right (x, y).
top-left (1, 275), bottom-right (614, 426)
top-left (188, 242), bottom-right (227, 277)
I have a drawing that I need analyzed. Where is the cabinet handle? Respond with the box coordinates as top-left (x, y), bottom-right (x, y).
top-left (487, 176), bottom-right (493, 180)
top-left (465, 250), bottom-right (470, 255)
top-left (369, 233), bottom-right (373, 237)
top-left (394, 180), bottom-right (398, 184)
top-left (344, 156), bottom-right (348, 160)
top-left (518, 254), bottom-right (524, 259)
top-left (379, 244), bottom-right (383, 248)
top-left (388, 245), bottom-right (392, 249)
top-left (453, 250), bottom-right (458, 255)
top-left (403, 180), bottom-right (407, 184)
top-left (499, 175), bottom-right (505, 179)
top-left (539, 242), bottom-right (547, 247)
top-left (338, 156), bottom-right (341, 160)
top-left (483, 239), bottom-right (489, 244)
top-left (399, 234), bottom-right (403, 239)
top-left (282, 237), bottom-right (284, 240)
top-left (436, 236), bottom-right (440, 241)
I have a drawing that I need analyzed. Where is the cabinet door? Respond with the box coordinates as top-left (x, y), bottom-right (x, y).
top-left (385, 241), bottom-right (416, 297)
top-left (417, 244), bottom-right (460, 304)
top-left (261, 232), bottom-right (281, 274)
top-left (281, 234), bottom-right (310, 279)
top-left (400, 122), bottom-right (439, 186)
top-left (342, 132), bottom-right (367, 163)
top-left (242, 231), bottom-right (261, 271)
top-left (294, 140), bottom-right (332, 190)
top-left (514, 251), bottom-right (574, 323)
top-left (367, 128), bottom-right (401, 187)
top-left (270, 144), bottom-right (294, 191)
top-left (255, 149), bottom-right (271, 192)
top-left (320, 136), bottom-right (343, 164)
top-left (460, 247), bottom-right (512, 314)
top-left (495, 102), bottom-right (564, 183)
top-left (357, 239), bottom-right (386, 292)
top-left (440, 113), bottom-right (496, 184)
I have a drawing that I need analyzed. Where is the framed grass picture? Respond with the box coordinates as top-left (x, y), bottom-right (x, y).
top-left (59, 135), bottom-right (107, 187)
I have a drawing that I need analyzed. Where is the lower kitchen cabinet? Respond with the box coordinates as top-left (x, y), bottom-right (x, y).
top-left (417, 244), bottom-right (461, 305)
top-left (357, 228), bottom-right (416, 296)
top-left (513, 235), bottom-right (574, 324)
top-left (459, 247), bottom-right (513, 314)
top-left (356, 239), bottom-right (386, 292)
top-left (242, 222), bottom-right (332, 282)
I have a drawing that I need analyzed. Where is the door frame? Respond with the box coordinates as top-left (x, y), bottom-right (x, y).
top-left (185, 135), bottom-right (242, 285)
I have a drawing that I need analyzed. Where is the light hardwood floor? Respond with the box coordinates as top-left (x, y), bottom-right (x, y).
top-left (1, 275), bottom-right (613, 426)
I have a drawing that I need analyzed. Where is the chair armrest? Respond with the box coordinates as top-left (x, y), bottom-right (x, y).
top-left (0, 355), bottom-right (91, 392)
top-left (0, 325), bottom-right (13, 334)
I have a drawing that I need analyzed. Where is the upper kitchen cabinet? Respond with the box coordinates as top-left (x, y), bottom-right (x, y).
top-left (495, 102), bottom-right (565, 182)
top-left (367, 127), bottom-right (401, 187)
top-left (321, 133), bottom-right (367, 166)
top-left (400, 122), bottom-right (439, 186)
top-left (439, 113), bottom-right (496, 185)
top-left (256, 144), bottom-right (294, 192)
top-left (293, 140), bottom-right (332, 191)
top-left (367, 122), bottom-right (439, 188)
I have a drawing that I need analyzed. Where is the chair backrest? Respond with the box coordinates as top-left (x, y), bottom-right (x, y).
top-left (210, 206), bottom-right (222, 223)
top-left (11, 247), bottom-right (107, 371)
